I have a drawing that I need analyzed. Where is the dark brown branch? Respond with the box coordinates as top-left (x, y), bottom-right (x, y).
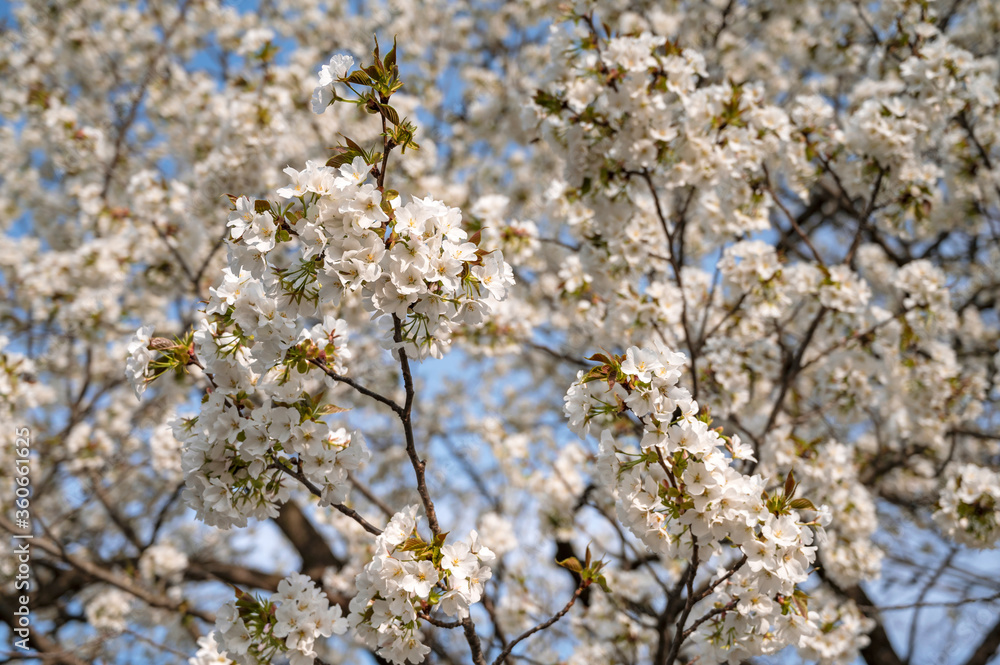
top-left (348, 472), bottom-right (395, 518)
top-left (274, 500), bottom-right (345, 578)
top-left (681, 598), bottom-right (738, 639)
top-left (0, 514), bottom-right (214, 624)
top-left (391, 314), bottom-right (442, 536)
top-left (845, 167), bottom-right (886, 266)
top-left (764, 167), bottom-right (825, 267)
top-left (100, 0), bottom-right (192, 199)
top-left (462, 616), bottom-right (488, 665)
top-left (760, 306), bottom-right (828, 440)
top-left (633, 170), bottom-right (700, 399)
top-left (269, 461), bottom-right (383, 536)
top-left (418, 614), bottom-right (462, 629)
top-left (860, 592), bottom-right (1000, 612)
top-left (963, 615), bottom-right (1000, 665)
top-left (185, 560), bottom-right (285, 592)
top-left (664, 536), bottom-right (701, 665)
top-left (693, 554), bottom-right (747, 605)
top-left (527, 341), bottom-right (589, 367)
top-left (308, 358), bottom-right (404, 416)
top-left (905, 549), bottom-right (956, 662)
top-left (192, 225), bottom-right (232, 296)
top-left (89, 474), bottom-right (143, 552)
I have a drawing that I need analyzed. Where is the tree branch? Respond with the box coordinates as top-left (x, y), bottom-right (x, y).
top-left (490, 583), bottom-right (585, 665)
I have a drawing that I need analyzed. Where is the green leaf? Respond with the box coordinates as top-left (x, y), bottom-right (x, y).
top-left (557, 557), bottom-right (583, 574)
top-left (400, 537), bottom-right (426, 552)
top-left (789, 498), bottom-right (817, 511)
top-left (345, 70), bottom-right (373, 86)
top-left (784, 469), bottom-right (797, 497)
top-left (580, 366), bottom-right (609, 384)
top-left (316, 403), bottom-right (350, 416)
top-left (326, 148), bottom-right (358, 169)
top-left (341, 135), bottom-right (366, 155)
top-left (379, 103), bottom-right (400, 126)
top-left (384, 36), bottom-right (397, 70)
top-left (533, 89), bottom-right (565, 114)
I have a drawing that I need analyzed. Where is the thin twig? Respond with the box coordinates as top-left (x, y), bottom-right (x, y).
top-left (308, 358), bottom-right (404, 416)
top-left (682, 599), bottom-right (738, 639)
top-left (693, 555), bottom-right (747, 604)
top-left (759, 306), bottom-right (828, 441)
top-left (664, 535), bottom-right (700, 665)
top-left (861, 592), bottom-right (1000, 613)
top-left (269, 462), bottom-right (383, 536)
top-left (491, 584), bottom-right (586, 665)
top-left (348, 472), bottom-right (395, 518)
top-left (763, 166), bottom-right (825, 267)
top-left (418, 613), bottom-right (462, 629)
top-left (392, 315), bottom-right (441, 536)
top-left (0, 514), bottom-right (214, 624)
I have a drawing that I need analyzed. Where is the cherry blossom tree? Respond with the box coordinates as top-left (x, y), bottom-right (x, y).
top-left (2, 2), bottom-right (999, 665)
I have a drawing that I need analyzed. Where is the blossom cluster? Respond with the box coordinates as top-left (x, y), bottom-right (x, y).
top-left (796, 591), bottom-right (875, 665)
top-left (348, 505), bottom-right (495, 664)
top-left (85, 588), bottom-right (132, 634)
top-left (189, 633), bottom-right (233, 665)
top-left (139, 542), bottom-right (189, 586)
top-left (127, 135), bottom-right (514, 527)
top-left (933, 463), bottom-right (1000, 548)
top-left (214, 572), bottom-right (347, 665)
top-left (762, 432), bottom-right (882, 588)
top-left (115, 42), bottom-right (518, 661)
top-left (172, 381), bottom-right (369, 529)
top-left (278, 156), bottom-right (516, 360)
top-left (532, 29), bottom-right (808, 245)
top-left (566, 345), bottom-right (825, 661)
